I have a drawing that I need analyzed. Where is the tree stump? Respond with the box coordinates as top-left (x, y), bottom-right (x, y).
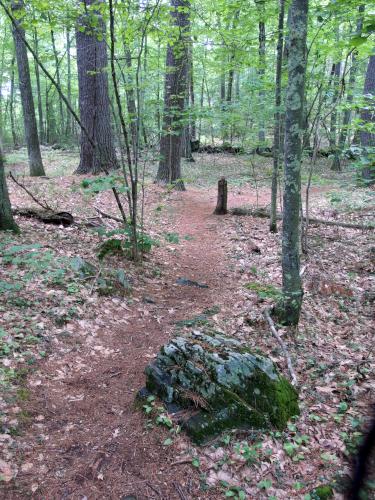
top-left (214, 177), bottom-right (228, 215)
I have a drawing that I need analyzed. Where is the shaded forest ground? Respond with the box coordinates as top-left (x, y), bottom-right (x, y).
top-left (1, 150), bottom-right (374, 499)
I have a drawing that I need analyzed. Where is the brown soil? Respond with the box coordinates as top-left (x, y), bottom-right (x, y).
top-left (4, 188), bottom-right (251, 500)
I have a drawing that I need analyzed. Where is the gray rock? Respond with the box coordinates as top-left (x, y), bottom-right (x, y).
top-left (140, 330), bottom-right (299, 444)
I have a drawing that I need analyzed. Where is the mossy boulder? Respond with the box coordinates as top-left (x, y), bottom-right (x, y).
top-left (140, 330), bottom-right (299, 444)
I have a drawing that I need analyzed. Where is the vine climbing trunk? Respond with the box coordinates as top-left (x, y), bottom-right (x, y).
top-left (278, 0), bottom-right (308, 326)
top-left (11, 0), bottom-right (45, 177)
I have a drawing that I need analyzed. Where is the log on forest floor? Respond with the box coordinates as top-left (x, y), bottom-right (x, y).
top-left (230, 206), bottom-right (374, 231)
top-left (13, 208), bottom-right (74, 226)
top-left (138, 329), bottom-right (299, 445)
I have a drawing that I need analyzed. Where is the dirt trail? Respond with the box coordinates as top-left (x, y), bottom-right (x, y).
top-left (7, 188), bottom-right (236, 500)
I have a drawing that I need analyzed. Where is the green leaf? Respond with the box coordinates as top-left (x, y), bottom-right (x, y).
top-left (257, 479), bottom-right (272, 490)
top-left (163, 438), bottom-right (173, 446)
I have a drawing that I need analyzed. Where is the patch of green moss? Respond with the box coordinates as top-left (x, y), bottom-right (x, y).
top-left (244, 282), bottom-right (281, 300)
top-left (16, 387), bottom-right (30, 401)
top-left (98, 239), bottom-right (124, 260)
top-left (175, 315), bottom-right (209, 328)
top-left (310, 485), bottom-right (334, 499)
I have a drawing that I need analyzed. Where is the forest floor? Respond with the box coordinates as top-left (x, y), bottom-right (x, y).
top-left (0, 149), bottom-right (374, 499)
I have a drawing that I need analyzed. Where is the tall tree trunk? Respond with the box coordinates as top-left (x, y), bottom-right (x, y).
top-left (66, 27), bottom-right (73, 138)
top-left (360, 55), bottom-right (375, 185)
top-left (49, 22), bottom-right (64, 137)
top-left (0, 146), bottom-right (18, 232)
top-left (75, 0), bottom-right (118, 174)
top-left (11, 0), bottom-right (45, 176)
top-left (329, 60), bottom-right (342, 171)
top-left (189, 50), bottom-right (196, 141)
top-left (339, 5), bottom-right (364, 148)
top-left (329, 60), bottom-right (341, 147)
top-left (0, 26), bottom-right (6, 138)
top-left (123, 44), bottom-right (138, 157)
top-left (156, 0), bottom-right (190, 189)
top-left (33, 30), bottom-right (44, 144)
top-left (258, 17), bottom-right (266, 143)
top-left (182, 37), bottom-right (194, 160)
top-left (279, 0), bottom-right (308, 326)
top-left (270, 0), bottom-right (285, 233)
top-left (9, 55), bottom-right (18, 148)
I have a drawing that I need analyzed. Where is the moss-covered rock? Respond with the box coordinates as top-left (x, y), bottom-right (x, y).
top-left (140, 330), bottom-right (299, 444)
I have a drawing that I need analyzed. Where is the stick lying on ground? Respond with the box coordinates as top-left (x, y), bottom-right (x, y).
top-left (231, 206), bottom-right (374, 231)
top-left (94, 207), bottom-right (124, 223)
top-left (263, 309), bottom-right (298, 387)
top-left (9, 172), bottom-right (52, 211)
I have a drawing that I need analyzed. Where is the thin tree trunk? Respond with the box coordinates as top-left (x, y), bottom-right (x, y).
top-left (279, 0), bottom-right (308, 326)
top-left (65, 27), bottom-right (73, 138)
top-left (9, 55), bottom-right (18, 147)
top-left (360, 55), bottom-right (375, 185)
top-left (123, 44), bottom-right (138, 157)
top-left (11, 0), bottom-right (45, 176)
top-left (329, 60), bottom-right (341, 147)
top-left (258, 18), bottom-right (266, 143)
top-left (0, 25), bottom-right (6, 137)
top-left (33, 30), bottom-right (44, 144)
top-left (338, 5), bottom-right (364, 148)
top-left (0, 146), bottom-right (19, 232)
top-left (270, 0), bottom-right (285, 233)
top-left (49, 22), bottom-right (64, 136)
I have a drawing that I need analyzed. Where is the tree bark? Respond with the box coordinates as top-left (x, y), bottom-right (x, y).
top-left (11, 0), bottom-right (45, 177)
top-left (258, 16), bottom-right (266, 143)
top-left (49, 21), bottom-right (64, 137)
top-left (360, 55), bottom-right (375, 185)
top-left (156, 0), bottom-right (190, 189)
top-left (279, 0), bottom-right (308, 326)
top-left (338, 5), bottom-right (364, 149)
top-left (0, 146), bottom-right (18, 232)
top-left (66, 26), bottom-right (73, 138)
top-left (75, 0), bottom-right (118, 174)
top-left (33, 30), bottom-right (44, 144)
top-left (270, 0), bottom-right (285, 233)
top-left (9, 55), bottom-right (18, 148)
top-left (213, 177), bottom-right (228, 215)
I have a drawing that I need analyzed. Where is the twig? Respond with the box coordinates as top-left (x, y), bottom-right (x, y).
top-left (146, 481), bottom-right (162, 497)
top-left (9, 172), bottom-right (52, 211)
top-left (94, 207), bottom-right (124, 224)
top-left (171, 458), bottom-right (192, 466)
top-left (173, 482), bottom-right (188, 500)
top-left (89, 267), bottom-right (102, 295)
top-left (263, 309), bottom-right (298, 387)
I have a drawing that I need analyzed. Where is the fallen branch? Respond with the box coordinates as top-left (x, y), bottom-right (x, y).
top-left (263, 309), bottom-right (298, 387)
top-left (9, 172), bottom-right (52, 211)
top-left (94, 206), bottom-right (124, 224)
top-left (231, 206), bottom-right (374, 231)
